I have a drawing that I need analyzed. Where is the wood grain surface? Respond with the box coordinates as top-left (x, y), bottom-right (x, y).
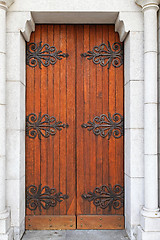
top-left (26, 24), bottom-right (124, 229)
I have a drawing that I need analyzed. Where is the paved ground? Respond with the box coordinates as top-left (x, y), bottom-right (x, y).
top-left (22, 230), bottom-right (129, 240)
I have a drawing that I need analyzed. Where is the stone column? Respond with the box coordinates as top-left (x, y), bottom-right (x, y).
top-left (0, 1), bottom-right (12, 239)
top-left (0, 0), bottom-right (7, 213)
top-left (136, 0), bottom-right (160, 215)
top-left (136, 0), bottom-right (160, 239)
top-left (143, 1), bottom-right (159, 213)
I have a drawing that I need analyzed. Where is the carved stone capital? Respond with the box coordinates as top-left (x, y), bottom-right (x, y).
top-left (0, 1), bottom-right (7, 10)
top-left (21, 12), bottom-right (35, 42)
top-left (0, 0), bottom-right (14, 9)
top-left (115, 12), bottom-right (143, 41)
top-left (135, 0), bottom-right (160, 8)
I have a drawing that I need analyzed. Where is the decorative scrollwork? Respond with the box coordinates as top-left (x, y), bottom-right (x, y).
top-left (81, 42), bottom-right (123, 68)
top-left (82, 184), bottom-right (124, 211)
top-left (26, 184), bottom-right (69, 212)
top-left (26, 112), bottom-right (69, 139)
top-left (27, 41), bottom-right (69, 68)
top-left (81, 113), bottom-right (123, 139)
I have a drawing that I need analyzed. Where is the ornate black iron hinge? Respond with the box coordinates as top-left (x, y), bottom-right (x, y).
top-left (81, 113), bottom-right (123, 139)
top-left (27, 41), bottom-right (69, 68)
top-left (26, 184), bottom-right (69, 212)
top-left (82, 184), bottom-right (124, 211)
top-left (26, 113), bottom-right (69, 139)
top-left (81, 42), bottom-right (123, 68)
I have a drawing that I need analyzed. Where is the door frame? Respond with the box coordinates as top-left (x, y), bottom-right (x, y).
top-left (25, 24), bottom-right (124, 230)
top-left (6, 10), bottom-right (144, 240)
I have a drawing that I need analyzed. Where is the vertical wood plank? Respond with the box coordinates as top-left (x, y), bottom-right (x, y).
top-left (89, 25), bottom-right (97, 215)
top-left (25, 29), bottom-right (35, 216)
top-left (115, 32), bottom-right (124, 215)
top-left (83, 25), bottom-right (90, 214)
top-left (102, 25), bottom-right (110, 215)
top-left (59, 25), bottom-right (67, 215)
top-left (95, 25), bottom-right (103, 215)
top-left (76, 25), bottom-right (84, 215)
top-left (66, 25), bottom-right (76, 215)
top-left (102, 25), bottom-right (109, 187)
top-left (47, 24), bottom-right (54, 215)
top-left (40, 25), bottom-right (48, 215)
top-left (34, 25), bottom-right (41, 216)
top-left (108, 25), bottom-right (117, 215)
top-left (53, 24), bottom-right (60, 215)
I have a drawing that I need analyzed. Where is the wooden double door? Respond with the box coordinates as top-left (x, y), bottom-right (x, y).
top-left (25, 24), bottom-right (124, 230)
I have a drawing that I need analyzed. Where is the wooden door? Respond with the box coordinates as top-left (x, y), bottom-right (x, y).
top-left (25, 25), bottom-right (124, 230)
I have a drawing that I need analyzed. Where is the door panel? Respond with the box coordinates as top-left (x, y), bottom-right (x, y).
top-left (77, 215), bottom-right (124, 229)
top-left (26, 215), bottom-right (76, 230)
top-left (25, 24), bottom-right (124, 230)
top-left (76, 25), bottom-right (124, 219)
top-left (26, 25), bottom-right (76, 228)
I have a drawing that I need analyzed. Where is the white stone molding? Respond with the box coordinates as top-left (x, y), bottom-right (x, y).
top-left (5, 11), bottom-right (35, 240)
top-left (0, 1), bottom-right (13, 240)
top-left (136, 0), bottom-right (160, 8)
top-left (5, 9), bottom-right (144, 240)
top-left (7, 11), bottom-right (35, 41)
top-left (5, 10), bottom-right (35, 240)
top-left (0, 0), bottom-right (7, 217)
top-left (123, 31), bottom-right (144, 240)
top-left (115, 12), bottom-right (143, 42)
top-left (115, 14), bottom-right (128, 42)
top-left (21, 13), bottom-right (35, 42)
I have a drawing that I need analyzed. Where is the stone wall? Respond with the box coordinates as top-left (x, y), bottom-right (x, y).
top-left (4, 1), bottom-right (145, 239)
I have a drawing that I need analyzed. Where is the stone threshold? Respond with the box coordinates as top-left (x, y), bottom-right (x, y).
top-left (22, 230), bottom-right (129, 240)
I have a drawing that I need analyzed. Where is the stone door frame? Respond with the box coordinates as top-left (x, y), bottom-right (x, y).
top-left (6, 10), bottom-right (144, 240)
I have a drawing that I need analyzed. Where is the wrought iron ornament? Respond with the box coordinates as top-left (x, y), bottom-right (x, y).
top-left (81, 113), bottom-right (123, 139)
top-left (27, 41), bottom-right (69, 68)
top-left (26, 184), bottom-right (69, 212)
top-left (81, 42), bottom-right (123, 68)
top-left (82, 184), bottom-right (124, 211)
top-left (26, 113), bottom-right (69, 139)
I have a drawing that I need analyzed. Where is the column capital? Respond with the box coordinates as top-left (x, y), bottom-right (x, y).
top-left (136, 0), bottom-right (160, 9)
top-left (0, 1), bottom-right (7, 10)
top-left (0, 0), bottom-right (14, 10)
